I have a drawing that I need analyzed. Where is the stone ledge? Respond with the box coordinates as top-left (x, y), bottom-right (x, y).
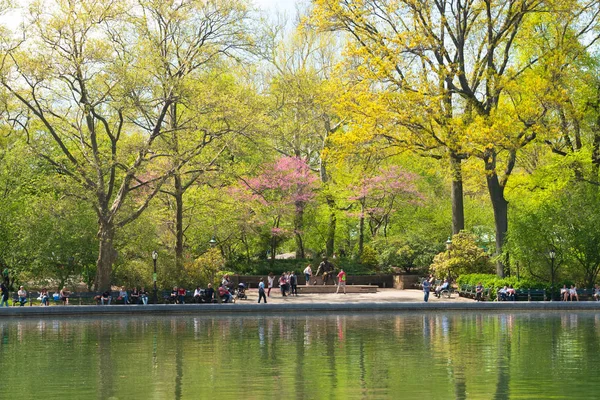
top-left (1, 301), bottom-right (600, 317)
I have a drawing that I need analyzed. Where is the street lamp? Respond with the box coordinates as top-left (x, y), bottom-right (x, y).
top-left (209, 236), bottom-right (217, 247)
top-left (446, 237), bottom-right (452, 250)
top-left (549, 249), bottom-right (556, 301)
top-left (152, 250), bottom-right (158, 304)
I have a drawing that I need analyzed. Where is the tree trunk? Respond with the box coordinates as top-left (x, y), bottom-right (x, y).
top-left (358, 201), bottom-right (365, 257)
top-left (486, 171), bottom-right (508, 278)
top-left (450, 153), bottom-right (465, 235)
top-left (96, 221), bottom-right (117, 291)
top-left (174, 172), bottom-right (184, 274)
top-left (326, 195), bottom-right (336, 257)
top-left (294, 202), bottom-right (305, 259)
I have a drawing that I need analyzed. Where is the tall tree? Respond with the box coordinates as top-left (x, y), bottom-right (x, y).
top-left (312, 0), bottom-right (600, 276)
top-left (0, 0), bottom-right (249, 289)
top-left (133, 0), bottom-right (252, 274)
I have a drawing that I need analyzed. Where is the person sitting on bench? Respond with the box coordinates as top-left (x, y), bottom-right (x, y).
top-left (193, 286), bottom-right (203, 303)
top-left (507, 285), bottom-right (515, 301)
top-left (204, 284), bottom-right (215, 303)
top-left (17, 286), bottom-right (27, 306)
top-left (139, 288), bottom-right (148, 305)
top-left (169, 287), bottom-right (178, 303)
top-left (60, 287), bottom-right (70, 305)
top-left (100, 291), bottom-right (111, 305)
top-left (435, 279), bottom-right (449, 298)
top-left (40, 288), bottom-right (49, 306)
top-left (498, 286), bottom-right (508, 301)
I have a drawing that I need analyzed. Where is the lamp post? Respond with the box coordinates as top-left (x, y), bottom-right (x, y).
top-left (445, 237), bottom-right (452, 281)
top-left (152, 250), bottom-right (158, 304)
top-left (209, 236), bottom-right (217, 247)
top-left (549, 249), bottom-right (556, 301)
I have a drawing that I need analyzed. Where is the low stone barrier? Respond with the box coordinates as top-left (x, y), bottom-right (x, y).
top-left (1, 301), bottom-right (600, 317)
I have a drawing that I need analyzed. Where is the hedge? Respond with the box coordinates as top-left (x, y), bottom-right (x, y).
top-left (456, 274), bottom-right (550, 300)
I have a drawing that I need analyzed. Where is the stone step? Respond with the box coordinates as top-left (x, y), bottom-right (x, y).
top-left (297, 285), bottom-right (378, 294)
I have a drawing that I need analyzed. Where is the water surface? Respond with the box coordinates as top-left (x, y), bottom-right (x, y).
top-left (1, 311), bottom-right (599, 399)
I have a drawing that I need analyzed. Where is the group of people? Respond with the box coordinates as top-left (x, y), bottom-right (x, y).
top-left (497, 285), bottom-right (517, 301)
top-left (0, 285), bottom-right (71, 307)
top-left (94, 287), bottom-right (149, 305)
top-left (561, 285), bottom-right (581, 301)
top-left (422, 275), bottom-right (449, 302)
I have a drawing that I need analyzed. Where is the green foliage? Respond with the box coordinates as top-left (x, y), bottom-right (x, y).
top-left (375, 236), bottom-right (441, 273)
top-left (184, 248), bottom-right (226, 287)
top-left (430, 232), bottom-right (493, 279)
top-left (456, 274), bottom-right (548, 291)
top-left (359, 245), bottom-right (378, 269)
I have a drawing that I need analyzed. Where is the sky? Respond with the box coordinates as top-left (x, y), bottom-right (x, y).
top-left (253, 0), bottom-right (300, 17)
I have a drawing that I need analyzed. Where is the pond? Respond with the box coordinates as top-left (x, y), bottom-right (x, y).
top-left (1, 311), bottom-right (599, 399)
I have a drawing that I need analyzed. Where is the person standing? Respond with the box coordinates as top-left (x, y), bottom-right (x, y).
top-left (0, 283), bottom-right (8, 307)
top-left (303, 264), bottom-right (312, 285)
top-left (279, 274), bottom-right (287, 297)
top-left (336, 269), bottom-right (347, 294)
top-left (422, 278), bottom-right (431, 302)
top-left (267, 272), bottom-right (274, 297)
top-left (475, 282), bottom-right (483, 302)
top-left (289, 271), bottom-right (298, 296)
top-left (258, 278), bottom-right (267, 304)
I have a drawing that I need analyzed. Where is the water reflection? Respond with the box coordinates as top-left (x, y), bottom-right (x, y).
top-left (0, 312), bottom-right (599, 399)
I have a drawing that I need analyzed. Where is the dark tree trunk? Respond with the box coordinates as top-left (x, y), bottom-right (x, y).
top-left (486, 168), bottom-right (508, 278)
top-left (96, 220), bottom-right (117, 291)
top-left (358, 201), bottom-right (365, 257)
top-left (174, 172), bottom-right (184, 274)
top-left (326, 195), bottom-right (336, 257)
top-left (450, 153), bottom-right (465, 234)
top-left (294, 202), bottom-right (305, 259)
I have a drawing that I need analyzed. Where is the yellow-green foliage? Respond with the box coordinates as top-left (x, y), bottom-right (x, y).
top-left (430, 232), bottom-right (494, 279)
top-left (184, 248), bottom-right (225, 287)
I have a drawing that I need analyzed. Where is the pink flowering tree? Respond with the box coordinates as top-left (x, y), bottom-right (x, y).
top-left (349, 166), bottom-right (424, 256)
top-left (239, 156), bottom-right (319, 261)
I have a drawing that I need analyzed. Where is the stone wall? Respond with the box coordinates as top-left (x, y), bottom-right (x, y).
top-left (230, 274), bottom-right (398, 288)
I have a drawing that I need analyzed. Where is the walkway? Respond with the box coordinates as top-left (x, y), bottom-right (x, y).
top-left (1, 289), bottom-right (599, 316)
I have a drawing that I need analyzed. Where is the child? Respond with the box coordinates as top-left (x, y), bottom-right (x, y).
top-left (258, 278), bottom-right (267, 304)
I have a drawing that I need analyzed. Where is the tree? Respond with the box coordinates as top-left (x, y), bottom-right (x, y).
top-left (261, 20), bottom-right (345, 257)
top-left (312, 0), bottom-right (600, 277)
top-left (133, 0), bottom-right (253, 275)
top-left (348, 165), bottom-right (423, 256)
top-left (238, 156), bottom-right (319, 261)
top-left (0, 0), bottom-right (251, 290)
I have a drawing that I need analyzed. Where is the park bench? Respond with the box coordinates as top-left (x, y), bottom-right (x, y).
top-left (576, 289), bottom-right (594, 301)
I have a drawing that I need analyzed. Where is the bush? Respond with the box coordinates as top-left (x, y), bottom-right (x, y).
top-left (430, 231), bottom-right (493, 279)
top-left (359, 245), bottom-right (379, 269)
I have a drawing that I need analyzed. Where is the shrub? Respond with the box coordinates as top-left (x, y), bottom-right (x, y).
top-left (430, 231), bottom-right (493, 279)
top-left (456, 273), bottom-right (550, 300)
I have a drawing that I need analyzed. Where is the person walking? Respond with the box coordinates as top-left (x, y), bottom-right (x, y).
top-left (267, 272), bottom-right (274, 297)
top-left (258, 278), bottom-right (267, 304)
top-left (422, 278), bottom-right (431, 302)
top-left (0, 283), bottom-right (7, 307)
top-left (336, 269), bottom-right (347, 294)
